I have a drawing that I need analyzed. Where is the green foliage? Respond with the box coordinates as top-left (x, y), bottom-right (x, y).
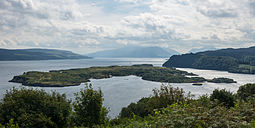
top-left (229, 64), bottom-right (255, 74)
top-left (0, 87), bottom-right (71, 128)
top-left (120, 84), bottom-right (189, 118)
top-left (114, 92), bottom-right (255, 128)
top-left (210, 89), bottom-right (235, 108)
top-left (10, 65), bottom-right (205, 87)
top-left (237, 83), bottom-right (255, 101)
top-left (72, 84), bottom-right (108, 127)
top-left (250, 120), bottom-right (255, 128)
top-left (193, 56), bottom-right (239, 70)
top-left (0, 119), bottom-right (19, 128)
top-left (1, 84), bottom-right (255, 127)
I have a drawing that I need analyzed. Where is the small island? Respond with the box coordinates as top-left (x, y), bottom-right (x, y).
top-left (10, 64), bottom-right (207, 87)
top-left (192, 83), bottom-right (203, 86)
top-left (207, 77), bottom-right (237, 83)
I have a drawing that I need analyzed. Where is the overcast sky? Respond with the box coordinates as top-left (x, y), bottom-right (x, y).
top-left (1, 0), bottom-right (255, 54)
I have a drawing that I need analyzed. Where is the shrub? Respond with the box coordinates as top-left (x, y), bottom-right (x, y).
top-left (210, 89), bottom-right (235, 108)
top-left (0, 87), bottom-right (71, 128)
top-left (120, 84), bottom-right (189, 118)
top-left (237, 83), bottom-right (255, 101)
top-left (72, 84), bottom-right (108, 127)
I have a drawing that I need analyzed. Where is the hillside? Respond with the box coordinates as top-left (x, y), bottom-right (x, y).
top-left (0, 48), bottom-right (91, 61)
top-left (163, 46), bottom-right (255, 74)
top-left (87, 46), bottom-right (179, 58)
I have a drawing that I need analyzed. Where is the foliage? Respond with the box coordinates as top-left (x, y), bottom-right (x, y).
top-left (0, 87), bottom-right (71, 128)
top-left (72, 84), bottom-right (108, 127)
top-left (120, 84), bottom-right (189, 118)
top-left (1, 83), bottom-right (255, 127)
top-left (113, 92), bottom-right (255, 128)
top-left (0, 119), bottom-right (19, 128)
top-left (10, 65), bottom-right (205, 87)
top-left (210, 89), bottom-right (235, 108)
top-left (193, 56), bottom-right (239, 70)
top-left (237, 83), bottom-right (255, 101)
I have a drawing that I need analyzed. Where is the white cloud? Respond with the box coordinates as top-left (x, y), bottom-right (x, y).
top-left (0, 0), bottom-right (255, 53)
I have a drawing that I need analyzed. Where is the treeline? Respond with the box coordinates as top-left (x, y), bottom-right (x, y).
top-left (114, 84), bottom-right (255, 127)
top-left (1, 83), bottom-right (255, 127)
top-left (163, 46), bottom-right (255, 74)
top-left (0, 84), bottom-right (108, 128)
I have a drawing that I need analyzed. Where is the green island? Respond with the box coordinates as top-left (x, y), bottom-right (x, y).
top-left (207, 77), bottom-right (237, 83)
top-left (9, 64), bottom-right (236, 87)
top-left (9, 64), bottom-right (205, 87)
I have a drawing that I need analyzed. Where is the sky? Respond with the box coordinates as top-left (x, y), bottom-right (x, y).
top-left (1, 0), bottom-right (255, 54)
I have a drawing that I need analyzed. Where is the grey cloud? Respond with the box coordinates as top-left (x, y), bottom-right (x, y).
top-left (198, 8), bottom-right (237, 18)
top-left (248, 1), bottom-right (255, 16)
top-left (60, 11), bottom-right (74, 20)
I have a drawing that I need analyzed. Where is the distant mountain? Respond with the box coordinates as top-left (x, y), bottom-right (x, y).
top-left (0, 48), bottom-right (91, 61)
top-left (188, 46), bottom-right (217, 53)
top-left (163, 46), bottom-right (255, 74)
top-left (87, 46), bottom-right (179, 58)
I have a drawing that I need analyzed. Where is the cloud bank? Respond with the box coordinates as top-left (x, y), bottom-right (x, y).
top-left (0, 0), bottom-right (255, 53)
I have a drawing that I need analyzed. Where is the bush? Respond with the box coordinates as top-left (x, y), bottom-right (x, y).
top-left (114, 96), bottom-right (255, 128)
top-left (237, 83), bottom-right (255, 101)
top-left (120, 84), bottom-right (189, 118)
top-left (72, 84), bottom-right (108, 127)
top-left (0, 87), bottom-right (71, 128)
top-left (210, 89), bottom-right (235, 108)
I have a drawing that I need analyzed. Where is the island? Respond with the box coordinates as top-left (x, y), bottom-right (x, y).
top-left (9, 64), bottom-right (237, 87)
top-left (163, 46), bottom-right (255, 74)
top-left (10, 64), bottom-right (207, 87)
top-left (207, 77), bottom-right (237, 83)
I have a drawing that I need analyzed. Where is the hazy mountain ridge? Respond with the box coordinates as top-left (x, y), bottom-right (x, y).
top-left (87, 46), bottom-right (179, 58)
top-left (188, 46), bottom-right (218, 53)
top-left (0, 48), bottom-right (91, 61)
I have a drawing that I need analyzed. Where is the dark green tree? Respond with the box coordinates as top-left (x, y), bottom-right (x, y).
top-left (72, 84), bottom-right (108, 127)
top-left (237, 83), bottom-right (255, 101)
top-left (210, 89), bottom-right (235, 108)
top-left (120, 84), bottom-right (188, 118)
top-left (0, 87), bottom-right (71, 128)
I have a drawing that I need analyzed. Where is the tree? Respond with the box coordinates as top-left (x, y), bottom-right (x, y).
top-left (0, 87), bottom-right (71, 128)
top-left (237, 83), bottom-right (255, 101)
top-left (120, 84), bottom-right (189, 118)
top-left (72, 84), bottom-right (108, 127)
top-left (210, 89), bottom-right (235, 108)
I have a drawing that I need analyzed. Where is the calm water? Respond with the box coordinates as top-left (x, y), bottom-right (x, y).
top-left (0, 58), bottom-right (255, 118)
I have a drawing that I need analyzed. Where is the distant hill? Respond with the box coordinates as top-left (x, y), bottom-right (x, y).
top-left (163, 46), bottom-right (255, 74)
top-left (87, 46), bottom-right (179, 58)
top-left (188, 46), bottom-right (217, 53)
top-left (0, 48), bottom-right (91, 61)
